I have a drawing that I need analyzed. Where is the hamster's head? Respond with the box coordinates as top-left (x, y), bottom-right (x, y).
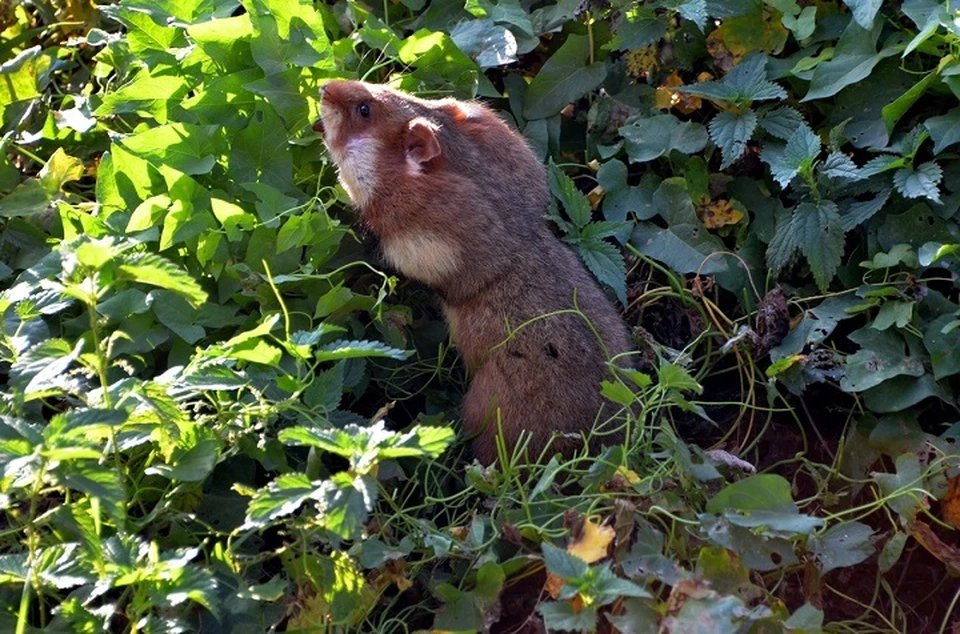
top-left (315, 80), bottom-right (469, 211)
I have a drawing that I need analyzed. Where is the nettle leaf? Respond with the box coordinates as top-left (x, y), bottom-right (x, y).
top-left (767, 201), bottom-right (844, 291)
top-left (541, 542), bottom-right (589, 580)
top-left (803, 21), bottom-right (884, 101)
top-left (681, 53), bottom-right (785, 104)
top-left (577, 239), bottom-right (627, 305)
top-left (318, 473), bottom-right (376, 540)
top-left (709, 109), bottom-right (758, 169)
top-left (548, 160), bottom-right (592, 227)
top-left (245, 473), bottom-right (321, 527)
top-left (762, 124), bottom-right (821, 187)
top-left (523, 34), bottom-right (606, 120)
top-left (314, 340), bottom-right (409, 362)
top-left (759, 106), bottom-right (806, 140)
top-left (822, 151), bottom-right (864, 181)
top-left (893, 161), bottom-right (942, 204)
top-left (117, 252), bottom-right (207, 306)
top-left (620, 114), bottom-right (708, 162)
top-left (672, 0), bottom-right (708, 31)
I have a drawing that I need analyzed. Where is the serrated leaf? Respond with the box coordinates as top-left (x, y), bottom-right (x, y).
top-left (541, 542), bottom-right (590, 580)
top-left (709, 109), bottom-right (758, 169)
top-left (759, 106), bottom-right (806, 140)
top-left (762, 123), bottom-right (820, 187)
top-left (681, 53), bottom-right (785, 104)
top-left (314, 340), bottom-right (409, 362)
top-left (245, 473), bottom-right (320, 527)
top-left (767, 201), bottom-right (844, 290)
top-left (578, 239), bottom-right (627, 305)
top-left (548, 161), bottom-right (592, 228)
top-left (893, 161), bottom-right (942, 204)
top-left (822, 151), bottom-right (863, 181)
top-left (117, 252), bottom-right (207, 306)
top-left (523, 34), bottom-right (606, 119)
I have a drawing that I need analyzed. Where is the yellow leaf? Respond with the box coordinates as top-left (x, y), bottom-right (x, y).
top-left (655, 71), bottom-right (703, 114)
top-left (943, 476), bottom-right (960, 530)
top-left (568, 516), bottom-right (615, 564)
top-left (698, 199), bottom-right (744, 229)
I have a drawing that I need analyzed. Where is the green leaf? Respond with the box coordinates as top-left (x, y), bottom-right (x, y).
top-left (767, 201), bottom-right (844, 291)
top-left (924, 315), bottom-right (960, 380)
top-left (840, 327), bottom-right (926, 392)
top-left (802, 20), bottom-right (883, 101)
top-left (314, 340), bottom-right (409, 362)
top-left (761, 123), bottom-right (820, 187)
top-left (807, 522), bottom-right (874, 575)
top-left (758, 105), bottom-right (806, 140)
top-left (707, 474), bottom-right (824, 535)
top-left (843, 0), bottom-right (882, 29)
top-left (839, 188), bottom-right (890, 231)
top-left (57, 462), bottom-right (125, 519)
top-left (683, 54), bottom-right (786, 104)
top-left (245, 473), bottom-right (320, 527)
top-left (95, 74), bottom-right (191, 124)
top-left (449, 19), bottom-right (518, 69)
top-left (318, 473), bottom-right (375, 539)
top-left (924, 106), bottom-right (960, 153)
top-left (523, 34), bottom-right (606, 120)
top-left (821, 151), bottom-right (863, 181)
top-left (118, 252), bottom-right (208, 306)
top-left (609, 6), bottom-right (667, 51)
top-left (577, 239), bottom-right (627, 305)
top-left (782, 5), bottom-right (816, 40)
top-left (548, 160), bottom-right (592, 228)
top-left (541, 542), bottom-right (589, 580)
top-left (871, 300), bottom-right (914, 331)
top-left (893, 161), bottom-right (942, 204)
top-left (709, 109), bottom-right (758, 169)
top-left (0, 46), bottom-right (50, 121)
top-left (146, 424), bottom-right (221, 482)
top-left (658, 362), bottom-right (702, 394)
top-left (118, 123), bottom-right (220, 176)
top-left (872, 452), bottom-right (923, 522)
top-left (629, 179), bottom-right (731, 280)
top-left (620, 114), bottom-right (708, 162)
top-left (539, 601), bottom-right (598, 632)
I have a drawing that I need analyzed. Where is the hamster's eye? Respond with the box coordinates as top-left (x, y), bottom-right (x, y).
top-left (357, 103), bottom-right (371, 118)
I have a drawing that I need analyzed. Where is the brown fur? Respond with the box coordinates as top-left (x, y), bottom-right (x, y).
top-left (317, 80), bottom-right (634, 464)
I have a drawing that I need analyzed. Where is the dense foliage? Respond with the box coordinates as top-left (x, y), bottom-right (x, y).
top-left (0, 0), bottom-right (959, 632)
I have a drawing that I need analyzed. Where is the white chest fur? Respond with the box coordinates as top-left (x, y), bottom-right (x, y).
top-left (381, 232), bottom-right (460, 286)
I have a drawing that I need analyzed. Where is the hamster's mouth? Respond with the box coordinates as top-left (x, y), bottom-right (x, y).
top-left (312, 118), bottom-right (325, 134)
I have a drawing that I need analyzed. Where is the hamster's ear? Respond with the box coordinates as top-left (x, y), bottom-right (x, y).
top-left (406, 118), bottom-right (441, 165)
